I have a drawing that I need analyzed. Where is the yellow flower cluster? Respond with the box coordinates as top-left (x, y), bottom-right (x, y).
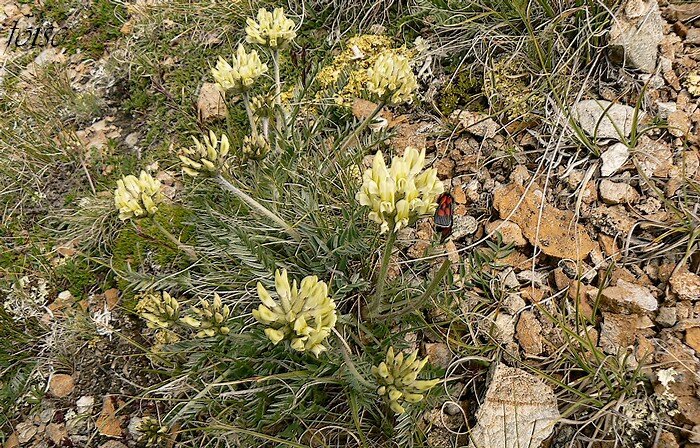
top-left (181, 293), bottom-right (232, 338)
top-left (179, 131), bottom-right (230, 177)
top-left (114, 171), bottom-right (163, 221)
top-left (356, 147), bottom-right (443, 234)
top-left (135, 291), bottom-right (181, 329)
top-left (483, 58), bottom-right (544, 120)
top-left (315, 35), bottom-right (416, 106)
top-left (253, 269), bottom-right (337, 357)
top-left (212, 44), bottom-right (268, 93)
top-left (372, 347), bottom-right (440, 414)
top-left (366, 52), bottom-right (418, 105)
top-left (137, 417), bottom-right (170, 446)
top-left (241, 134), bottom-right (271, 161)
top-left (687, 71), bottom-right (700, 97)
top-left (245, 7), bottom-right (296, 49)
top-left (250, 94), bottom-right (274, 119)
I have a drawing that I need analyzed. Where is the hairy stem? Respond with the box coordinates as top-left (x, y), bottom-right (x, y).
top-left (369, 228), bottom-right (397, 317)
top-left (150, 218), bottom-right (198, 260)
top-left (272, 49), bottom-right (282, 152)
top-left (337, 100), bottom-right (385, 153)
top-left (242, 92), bottom-right (258, 136)
top-left (216, 175), bottom-right (301, 241)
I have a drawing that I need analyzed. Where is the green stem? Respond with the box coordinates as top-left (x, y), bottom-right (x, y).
top-left (334, 329), bottom-right (372, 388)
top-left (150, 218), bottom-right (198, 260)
top-left (337, 99), bottom-right (386, 152)
top-left (242, 91), bottom-right (258, 136)
top-left (369, 228), bottom-right (397, 317)
top-left (216, 175), bottom-right (301, 241)
top-left (272, 49), bottom-right (282, 152)
top-left (376, 259), bottom-right (451, 319)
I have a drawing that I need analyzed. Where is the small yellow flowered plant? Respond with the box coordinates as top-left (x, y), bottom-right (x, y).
top-left (114, 171), bottom-right (163, 221)
top-left (245, 7), bottom-right (296, 49)
top-left (372, 347), bottom-right (440, 414)
top-left (135, 291), bottom-right (181, 329)
top-left (316, 35), bottom-right (416, 106)
top-left (241, 134), bottom-right (271, 161)
top-left (356, 147), bottom-right (443, 234)
top-left (179, 131), bottom-right (230, 177)
top-left (687, 71), bottom-right (700, 97)
top-left (366, 52), bottom-right (418, 105)
top-left (137, 417), bottom-right (170, 446)
top-left (253, 269), bottom-right (337, 357)
top-left (212, 44), bottom-right (268, 93)
top-left (181, 293), bottom-right (231, 338)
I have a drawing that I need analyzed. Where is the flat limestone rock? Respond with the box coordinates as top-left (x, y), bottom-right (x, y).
top-left (493, 183), bottom-right (597, 261)
top-left (469, 364), bottom-right (559, 448)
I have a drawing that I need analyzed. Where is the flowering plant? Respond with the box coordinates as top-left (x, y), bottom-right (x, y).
top-left (179, 131), bottom-right (230, 177)
top-left (356, 146), bottom-right (443, 234)
top-left (253, 269), bottom-right (337, 357)
top-left (366, 53), bottom-right (418, 106)
top-left (114, 171), bottom-right (163, 221)
top-left (212, 44), bottom-right (268, 93)
top-left (372, 347), bottom-right (440, 414)
top-left (245, 8), bottom-right (297, 50)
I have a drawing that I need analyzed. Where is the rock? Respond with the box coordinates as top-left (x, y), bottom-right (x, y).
top-left (99, 442), bottom-right (128, 448)
top-left (656, 307), bottom-right (677, 328)
top-left (658, 431), bottom-right (679, 448)
top-left (686, 327), bottom-right (700, 353)
top-left (425, 343), bottom-right (451, 369)
top-left (599, 312), bottom-right (641, 354)
top-left (493, 313), bottom-right (515, 345)
top-left (516, 270), bottom-right (547, 287)
top-left (443, 402), bottom-right (463, 416)
top-left (469, 364), bottom-right (559, 448)
top-left (503, 294), bottom-right (527, 314)
top-left (49, 374), bottom-right (75, 398)
top-left (15, 421), bottom-right (37, 444)
top-left (600, 279), bottom-right (658, 313)
top-left (76, 395), bottom-right (95, 414)
top-left (485, 220), bottom-right (527, 247)
top-left (450, 110), bottom-right (499, 138)
top-left (103, 288), bottom-right (120, 310)
top-left (676, 396), bottom-right (700, 425)
top-left (3, 432), bottom-right (19, 448)
top-left (45, 423), bottom-right (68, 444)
top-left (599, 179), bottom-right (639, 205)
top-left (516, 311), bottom-right (544, 355)
top-left (600, 143), bottom-right (629, 176)
top-left (197, 82), bottom-right (227, 122)
top-left (435, 158), bottom-right (455, 179)
top-left (668, 111), bottom-right (690, 137)
top-left (634, 136), bottom-right (673, 178)
top-left (493, 183), bottom-right (597, 260)
top-left (572, 100), bottom-right (640, 140)
top-left (124, 132), bottom-right (140, 148)
top-left (670, 271), bottom-right (700, 301)
top-left (609, 0), bottom-right (663, 72)
top-left (690, 426), bottom-right (700, 444)
top-left (451, 215), bottom-right (478, 240)
top-left (656, 101), bottom-right (677, 119)
top-left (590, 205), bottom-right (637, 236)
top-left (96, 396), bottom-right (123, 437)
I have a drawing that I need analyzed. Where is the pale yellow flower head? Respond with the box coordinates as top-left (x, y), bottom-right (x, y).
top-left (366, 52), bottom-right (418, 105)
top-left (135, 291), bottom-right (181, 329)
top-left (212, 44), bottom-right (268, 93)
top-left (114, 170), bottom-right (163, 221)
top-left (181, 293), bottom-right (231, 338)
top-left (372, 347), bottom-right (440, 414)
top-left (252, 269), bottom-right (337, 357)
top-left (179, 131), bottom-right (230, 177)
top-left (356, 147), bottom-right (443, 233)
top-left (245, 8), bottom-right (297, 49)
top-left (687, 71), bottom-right (700, 97)
top-left (241, 134), bottom-right (271, 161)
